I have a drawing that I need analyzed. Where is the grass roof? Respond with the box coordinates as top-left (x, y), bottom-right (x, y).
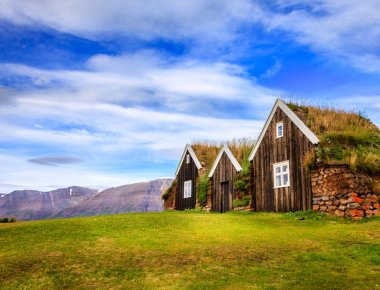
top-left (192, 138), bottom-right (255, 172)
top-left (287, 102), bottom-right (380, 175)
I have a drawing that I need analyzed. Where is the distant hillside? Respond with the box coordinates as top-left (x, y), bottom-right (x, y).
top-left (0, 187), bottom-right (97, 220)
top-left (0, 179), bottom-right (172, 220)
top-left (55, 179), bottom-right (172, 218)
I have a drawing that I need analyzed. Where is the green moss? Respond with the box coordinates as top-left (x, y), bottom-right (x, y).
top-left (161, 179), bottom-right (176, 201)
top-left (233, 195), bottom-right (251, 207)
top-left (196, 174), bottom-right (209, 207)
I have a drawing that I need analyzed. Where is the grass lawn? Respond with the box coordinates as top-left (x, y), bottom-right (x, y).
top-left (0, 211), bottom-right (379, 289)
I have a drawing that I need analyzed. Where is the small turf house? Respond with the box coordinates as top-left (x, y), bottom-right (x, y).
top-left (208, 145), bottom-right (242, 213)
top-left (249, 99), bottom-right (320, 212)
top-left (166, 144), bottom-right (219, 210)
top-left (174, 144), bottom-right (202, 210)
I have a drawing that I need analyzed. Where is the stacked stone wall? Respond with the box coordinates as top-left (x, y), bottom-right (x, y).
top-left (311, 165), bottom-right (380, 220)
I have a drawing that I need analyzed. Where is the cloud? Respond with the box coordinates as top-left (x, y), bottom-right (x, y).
top-left (0, 52), bottom-right (278, 191)
top-left (1, 1), bottom-right (379, 73)
top-left (0, 0), bottom-right (261, 43)
top-left (28, 156), bottom-right (83, 166)
top-left (261, 59), bottom-right (282, 79)
top-left (1, 51), bottom-right (280, 115)
top-left (265, 0), bottom-right (380, 73)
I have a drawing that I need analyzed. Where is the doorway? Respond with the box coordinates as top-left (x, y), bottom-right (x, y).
top-left (220, 181), bottom-right (229, 213)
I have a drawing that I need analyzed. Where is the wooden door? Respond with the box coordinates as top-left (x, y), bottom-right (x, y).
top-left (221, 181), bottom-right (229, 213)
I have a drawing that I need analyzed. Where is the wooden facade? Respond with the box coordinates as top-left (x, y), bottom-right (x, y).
top-left (209, 146), bottom-right (242, 213)
top-left (175, 145), bottom-right (201, 210)
top-left (249, 100), bottom-right (319, 212)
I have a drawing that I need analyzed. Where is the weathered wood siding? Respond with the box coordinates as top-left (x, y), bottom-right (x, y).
top-left (176, 150), bottom-right (198, 210)
top-left (251, 107), bottom-right (314, 212)
top-left (211, 152), bottom-right (238, 213)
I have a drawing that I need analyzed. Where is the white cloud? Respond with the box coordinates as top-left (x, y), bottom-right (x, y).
top-left (0, 53), bottom-right (277, 191)
top-left (266, 0), bottom-right (380, 73)
top-left (0, 0), bottom-right (261, 43)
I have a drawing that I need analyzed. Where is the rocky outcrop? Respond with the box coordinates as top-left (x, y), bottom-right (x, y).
top-left (311, 165), bottom-right (380, 219)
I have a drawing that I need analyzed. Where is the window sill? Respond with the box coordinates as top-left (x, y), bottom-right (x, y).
top-left (273, 185), bottom-right (290, 189)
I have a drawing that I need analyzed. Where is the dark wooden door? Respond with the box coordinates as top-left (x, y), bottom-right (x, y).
top-left (221, 181), bottom-right (229, 213)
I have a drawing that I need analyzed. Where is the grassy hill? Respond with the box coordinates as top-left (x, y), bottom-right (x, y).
top-left (1, 211), bottom-right (379, 289)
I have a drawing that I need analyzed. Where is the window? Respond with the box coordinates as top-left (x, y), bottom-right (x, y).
top-left (186, 154), bottom-right (190, 164)
top-left (276, 122), bottom-right (283, 138)
top-left (273, 161), bottom-right (290, 188)
top-left (184, 180), bottom-right (192, 198)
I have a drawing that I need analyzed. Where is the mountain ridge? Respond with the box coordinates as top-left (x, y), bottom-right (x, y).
top-left (0, 178), bottom-right (172, 220)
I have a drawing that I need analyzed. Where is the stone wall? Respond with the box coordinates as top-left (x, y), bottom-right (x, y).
top-left (311, 165), bottom-right (380, 220)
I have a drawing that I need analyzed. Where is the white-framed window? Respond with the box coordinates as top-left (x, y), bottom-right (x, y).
top-left (276, 122), bottom-right (284, 138)
top-left (186, 154), bottom-right (190, 164)
top-left (273, 161), bottom-right (290, 188)
top-left (184, 180), bottom-right (192, 198)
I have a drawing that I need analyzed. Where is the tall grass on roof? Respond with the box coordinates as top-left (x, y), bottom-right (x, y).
top-left (192, 138), bottom-right (255, 168)
top-left (288, 101), bottom-right (380, 175)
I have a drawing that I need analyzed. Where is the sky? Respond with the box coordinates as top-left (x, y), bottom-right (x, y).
top-left (1, 0), bottom-right (380, 193)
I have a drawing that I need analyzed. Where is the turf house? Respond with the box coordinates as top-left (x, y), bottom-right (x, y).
top-left (208, 145), bottom-right (242, 213)
top-left (248, 98), bottom-right (380, 218)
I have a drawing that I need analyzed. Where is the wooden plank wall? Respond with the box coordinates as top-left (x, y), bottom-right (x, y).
top-left (176, 150), bottom-right (198, 210)
top-left (211, 152), bottom-right (238, 213)
top-left (251, 107), bottom-right (314, 212)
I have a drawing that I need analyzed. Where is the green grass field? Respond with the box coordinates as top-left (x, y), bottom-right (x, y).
top-left (1, 211), bottom-right (379, 289)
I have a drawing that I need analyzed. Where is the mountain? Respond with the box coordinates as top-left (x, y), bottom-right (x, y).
top-left (0, 179), bottom-right (173, 220)
top-left (0, 187), bottom-right (97, 220)
top-left (55, 179), bottom-right (172, 218)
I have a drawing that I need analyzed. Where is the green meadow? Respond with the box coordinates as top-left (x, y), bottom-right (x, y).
top-left (0, 211), bottom-right (379, 289)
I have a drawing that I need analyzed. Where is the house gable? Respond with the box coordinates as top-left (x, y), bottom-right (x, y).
top-left (208, 145), bottom-right (242, 178)
top-left (175, 144), bottom-right (202, 176)
top-left (248, 99), bottom-right (319, 161)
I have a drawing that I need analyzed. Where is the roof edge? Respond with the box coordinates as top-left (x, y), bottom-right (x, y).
top-left (248, 99), bottom-right (319, 161)
top-left (208, 145), bottom-right (242, 178)
top-left (175, 144), bottom-right (202, 176)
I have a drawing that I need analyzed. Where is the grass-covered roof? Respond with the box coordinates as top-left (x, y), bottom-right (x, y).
top-left (192, 138), bottom-right (255, 171)
top-left (287, 102), bottom-right (380, 175)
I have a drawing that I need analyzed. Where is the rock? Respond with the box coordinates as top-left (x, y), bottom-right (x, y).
top-left (321, 196), bottom-right (330, 201)
top-left (350, 209), bottom-right (363, 217)
top-left (338, 205), bottom-right (346, 211)
top-left (320, 206), bottom-right (327, 211)
top-left (313, 205), bottom-right (319, 211)
top-left (340, 199), bottom-right (348, 205)
top-left (347, 203), bottom-right (360, 209)
top-left (362, 204), bottom-right (370, 211)
top-left (347, 197), bottom-right (363, 203)
top-left (335, 210), bottom-right (345, 217)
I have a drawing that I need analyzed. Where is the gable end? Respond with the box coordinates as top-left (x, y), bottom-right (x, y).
top-left (248, 99), bottom-right (319, 161)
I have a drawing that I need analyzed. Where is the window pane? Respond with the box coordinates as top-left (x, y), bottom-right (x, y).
top-left (276, 175), bottom-right (281, 186)
top-left (277, 124), bottom-right (283, 137)
top-left (275, 166), bottom-right (281, 173)
top-left (282, 165), bottom-right (288, 172)
top-left (283, 174), bottom-right (289, 186)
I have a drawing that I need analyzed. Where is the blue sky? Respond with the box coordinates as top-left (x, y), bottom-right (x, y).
top-left (1, 0), bottom-right (380, 193)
